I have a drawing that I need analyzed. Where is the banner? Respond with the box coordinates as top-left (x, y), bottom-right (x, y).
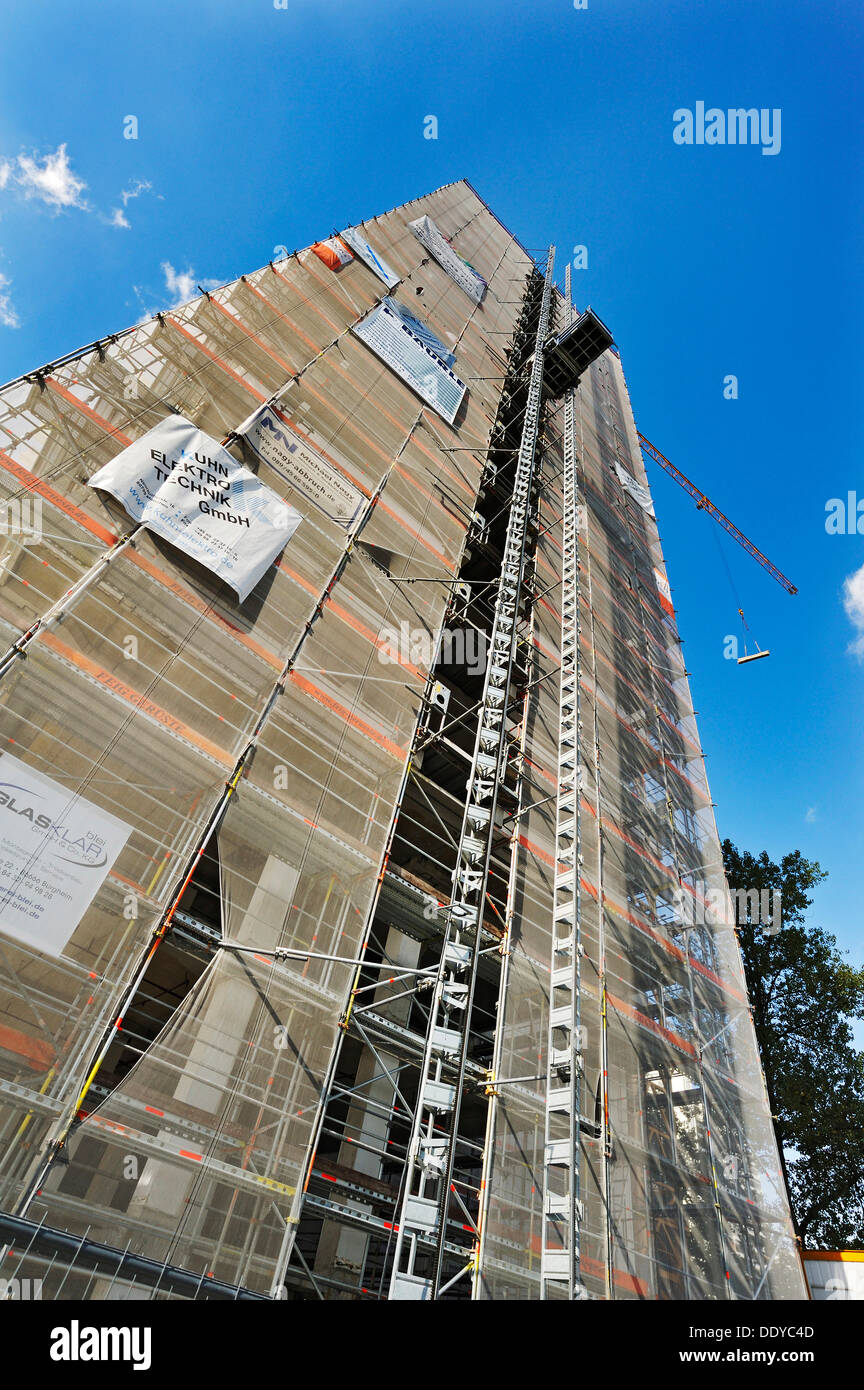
top-left (241, 405), bottom-right (365, 527)
top-left (352, 300), bottom-right (467, 425)
top-left (654, 566), bottom-right (675, 617)
top-left (380, 296), bottom-right (455, 367)
top-left (339, 226), bottom-right (400, 288)
top-left (89, 416), bottom-right (302, 602)
top-left (311, 237), bottom-right (353, 271)
top-left (408, 214), bottom-right (486, 303)
top-left (614, 461), bottom-right (655, 516)
top-left (0, 753), bottom-right (132, 958)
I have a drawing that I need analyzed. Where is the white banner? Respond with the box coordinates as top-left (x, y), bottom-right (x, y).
top-left (409, 215), bottom-right (486, 304)
top-left (352, 300), bottom-right (467, 425)
top-left (380, 297), bottom-right (455, 367)
top-left (0, 753), bottom-right (132, 958)
top-left (614, 461), bottom-right (655, 516)
top-left (89, 416), bottom-right (302, 602)
top-left (339, 226), bottom-right (400, 288)
top-left (241, 406), bottom-right (365, 527)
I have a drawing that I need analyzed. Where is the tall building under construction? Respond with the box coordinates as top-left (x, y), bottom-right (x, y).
top-left (0, 181), bottom-right (805, 1301)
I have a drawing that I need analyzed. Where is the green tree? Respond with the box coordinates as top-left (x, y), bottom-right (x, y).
top-left (722, 840), bottom-right (864, 1248)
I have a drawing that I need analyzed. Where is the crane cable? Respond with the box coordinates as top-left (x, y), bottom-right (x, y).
top-left (711, 521), bottom-right (767, 661)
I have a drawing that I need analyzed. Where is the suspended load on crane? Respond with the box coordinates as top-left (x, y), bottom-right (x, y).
top-left (736, 608), bottom-right (770, 663)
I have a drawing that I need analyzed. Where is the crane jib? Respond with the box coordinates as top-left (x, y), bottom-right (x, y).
top-left (636, 433), bottom-right (798, 596)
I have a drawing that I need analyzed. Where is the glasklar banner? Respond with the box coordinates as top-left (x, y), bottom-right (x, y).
top-left (0, 752), bottom-right (132, 957)
top-left (88, 415), bottom-right (302, 602)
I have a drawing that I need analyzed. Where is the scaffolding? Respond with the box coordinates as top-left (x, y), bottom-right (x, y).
top-left (0, 180), bottom-right (806, 1300)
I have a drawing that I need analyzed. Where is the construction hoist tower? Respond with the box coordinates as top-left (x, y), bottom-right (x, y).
top-left (0, 181), bottom-right (805, 1301)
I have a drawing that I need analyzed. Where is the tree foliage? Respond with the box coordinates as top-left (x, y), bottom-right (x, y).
top-left (722, 840), bottom-right (864, 1248)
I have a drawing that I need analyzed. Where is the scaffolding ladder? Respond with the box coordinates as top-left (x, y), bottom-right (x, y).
top-left (388, 249), bottom-right (557, 1301)
top-left (541, 266), bottom-right (586, 1299)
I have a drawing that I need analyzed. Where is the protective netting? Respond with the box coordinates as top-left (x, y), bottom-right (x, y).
top-left (0, 179), bottom-right (802, 1301)
top-left (30, 950), bottom-right (333, 1294)
top-left (0, 180), bottom-right (532, 1295)
top-left (477, 346), bottom-right (805, 1300)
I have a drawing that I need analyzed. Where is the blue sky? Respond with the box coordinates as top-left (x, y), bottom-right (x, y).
top-left (0, 0), bottom-right (861, 968)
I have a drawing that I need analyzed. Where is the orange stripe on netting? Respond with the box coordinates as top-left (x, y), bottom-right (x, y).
top-left (0, 451), bottom-right (117, 546)
top-left (124, 549), bottom-right (282, 670)
top-left (109, 868), bottom-right (147, 893)
top-left (299, 247), bottom-right (377, 320)
top-left (531, 634), bottom-right (558, 664)
top-left (165, 316), bottom-right (267, 402)
top-left (600, 813), bottom-right (679, 882)
top-left (575, 575), bottom-right (679, 700)
top-left (516, 834), bottom-right (559, 869)
top-left (599, 816), bottom-right (710, 916)
top-left (301, 348), bottom-right (476, 502)
top-left (374, 498), bottom-right (456, 571)
top-left (602, 888), bottom-right (687, 963)
top-left (270, 261), bottom-right (343, 334)
top-left (576, 628), bottom-right (699, 756)
top-left (584, 677), bottom-right (705, 800)
top-left (274, 561), bottom-right (424, 680)
top-left (580, 1251), bottom-right (650, 1297)
top-left (537, 595), bottom-right (561, 621)
top-left (0, 1023), bottom-right (54, 1071)
top-left (600, 887), bottom-right (746, 1006)
top-left (44, 378), bottom-right (133, 447)
top-left (287, 670), bottom-right (406, 760)
top-left (607, 990), bottom-right (696, 1058)
top-left (688, 955), bottom-right (746, 1004)
top-left (244, 282), bottom-right (324, 360)
top-left (38, 630), bottom-right (235, 767)
top-left (210, 299), bottom-right (298, 375)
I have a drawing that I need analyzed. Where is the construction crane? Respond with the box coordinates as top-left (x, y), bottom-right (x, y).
top-left (637, 433), bottom-right (798, 596)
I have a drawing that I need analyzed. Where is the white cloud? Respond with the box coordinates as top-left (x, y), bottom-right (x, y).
top-left (121, 178), bottom-right (152, 208)
top-left (0, 271), bottom-right (19, 329)
top-left (805, 806), bottom-right (817, 824)
top-left (2, 149), bottom-right (156, 230)
top-left (15, 144), bottom-right (88, 210)
top-left (107, 180), bottom-right (153, 231)
top-left (161, 261), bottom-right (219, 308)
top-left (132, 262), bottom-right (220, 322)
top-left (842, 563), bottom-right (864, 658)
top-left (162, 262), bottom-right (198, 306)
